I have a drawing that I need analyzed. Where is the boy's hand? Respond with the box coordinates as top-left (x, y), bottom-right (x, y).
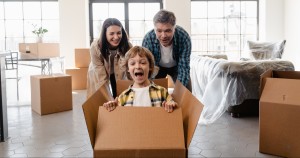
top-left (103, 97), bottom-right (118, 112)
top-left (162, 100), bottom-right (177, 113)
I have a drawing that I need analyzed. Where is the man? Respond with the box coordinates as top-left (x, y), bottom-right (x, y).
top-left (142, 9), bottom-right (192, 91)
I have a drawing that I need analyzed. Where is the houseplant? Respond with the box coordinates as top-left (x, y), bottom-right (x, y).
top-left (32, 25), bottom-right (48, 43)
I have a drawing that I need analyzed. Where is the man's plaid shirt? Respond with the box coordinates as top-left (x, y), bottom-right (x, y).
top-left (117, 82), bottom-right (173, 107)
top-left (142, 25), bottom-right (192, 86)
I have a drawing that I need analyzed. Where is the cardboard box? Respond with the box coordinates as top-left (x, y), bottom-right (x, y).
top-left (65, 67), bottom-right (88, 90)
top-left (31, 74), bottom-right (72, 115)
top-left (116, 78), bottom-right (168, 96)
top-left (259, 70), bottom-right (300, 157)
top-left (75, 48), bottom-right (90, 68)
top-left (167, 75), bottom-right (175, 88)
top-left (82, 80), bottom-right (203, 158)
top-left (19, 43), bottom-right (60, 57)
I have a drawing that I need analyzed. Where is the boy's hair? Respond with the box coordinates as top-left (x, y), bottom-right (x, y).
top-left (124, 46), bottom-right (155, 80)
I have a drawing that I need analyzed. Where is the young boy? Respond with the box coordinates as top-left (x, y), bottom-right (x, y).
top-left (103, 46), bottom-right (177, 113)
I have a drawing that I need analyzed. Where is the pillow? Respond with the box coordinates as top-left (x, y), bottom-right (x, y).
top-left (247, 40), bottom-right (286, 60)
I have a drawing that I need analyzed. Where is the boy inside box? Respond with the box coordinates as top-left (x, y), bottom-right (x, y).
top-left (103, 46), bottom-right (177, 113)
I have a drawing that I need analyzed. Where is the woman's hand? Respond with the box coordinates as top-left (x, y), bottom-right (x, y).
top-left (162, 100), bottom-right (177, 113)
top-left (103, 97), bottom-right (118, 112)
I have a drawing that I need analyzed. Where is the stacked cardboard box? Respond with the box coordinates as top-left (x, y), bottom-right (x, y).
top-left (31, 74), bottom-right (72, 115)
top-left (259, 70), bottom-right (300, 157)
top-left (19, 43), bottom-right (60, 57)
top-left (82, 80), bottom-right (204, 158)
top-left (66, 48), bottom-right (90, 90)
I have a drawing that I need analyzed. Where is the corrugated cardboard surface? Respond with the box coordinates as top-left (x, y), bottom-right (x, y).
top-left (82, 82), bottom-right (114, 147)
top-left (19, 43), bottom-right (60, 57)
top-left (19, 43), bottom-right (38, 55)
top-left (65, 67), bottom-right (88, 90)
top-left (82, 80), bottom-right (204, 158)
top-left (75, 48), bottom-right (90, 68)
top-left (167, 75), bottom-right (175, 88)
top-left (259, 72), bottom-right (300, 157)
top-left (95, 107), bottom-right (185, 158)
top-left (31, 75), bottom-right (42, 114)
top-left (38, 43), bottom-right (60, 57)
top-left (31, 74), bottom-right (72, 115)
top-left (172, 80), bottom-right (203, 147)
top-left (116, 78), bottom-right (168, 96)
top-left (260, 70), bottom-right (300, 96)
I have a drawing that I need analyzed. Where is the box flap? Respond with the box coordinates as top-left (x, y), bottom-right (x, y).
top-left (172, 80), bottom-right (204, 148)
top-left (260, 70), bottom-right (300, 97)
top-left (151, 78), bottom-right (168, 89)
top-left (272, 70), bottom-right (300, 79)
top-left (116, 80), bottom-right (133, 96)
top-left (116, 78), bottom-right (168, 96)
top-left (260, 69), bottom-right (273, 97)
top-left (260, 78), bottom-right (300, 105)
top-left (82, 83), bottom-right (113, 147)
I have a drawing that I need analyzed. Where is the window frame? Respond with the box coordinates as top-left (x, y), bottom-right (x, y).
top-left (190, 0), bottom-right (259, 55)
top-left (0, 0), bottom-right (59, 51)
top-left (89, 0), bottom-right (162, 44)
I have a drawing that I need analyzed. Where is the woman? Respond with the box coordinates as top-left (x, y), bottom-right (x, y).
top-left (87, 18), bottom-right (131, 99)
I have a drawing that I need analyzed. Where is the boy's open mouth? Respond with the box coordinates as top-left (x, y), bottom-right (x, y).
top-left (134, 72), bottom-right (144, 77)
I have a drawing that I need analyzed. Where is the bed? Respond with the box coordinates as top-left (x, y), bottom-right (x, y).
top-left (190, 54), bottom-right (295, 124)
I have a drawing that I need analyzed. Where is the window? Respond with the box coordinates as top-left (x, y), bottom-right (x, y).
top-left (191, 0), bottom-right (258, 56)
top-left (0, 0), bottom-right (59, 51)
top-left (90, 0), bottom-right (162, 46)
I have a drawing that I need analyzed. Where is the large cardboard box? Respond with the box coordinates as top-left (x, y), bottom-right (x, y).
top-left (82, 80), bottom-right (203, 158)
top-left (259, 70), bottom-right (300, 157)
top-left (75, 48), bottom-right (90, 68)
top-left (116, 78), bottom-right (168, 96)
top-left (19, 43), bottom-right (60, 57)
top-left (65, 67), bottom-right (88, 90)
top-left (167, 75), bottom-right (175, 88)
top-left (31, 74), bottom-right (72, 115)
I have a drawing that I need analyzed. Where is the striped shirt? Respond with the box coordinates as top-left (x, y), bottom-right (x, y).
top-left (118, 82), bottom-right (173, 107)
top-left (142, 25), bottom-right (192, 86)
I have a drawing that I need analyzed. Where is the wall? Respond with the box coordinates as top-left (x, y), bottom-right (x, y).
top-left (258, 0), bottom-right (266, 40)
top-left (261, 0), bottom-right (284, 41)
top-left (59, 0), bottom-right (89, 68)
top-left (262, 0), bottom-right (300, 70)
top-left (163, 0), bottom-right (191, 34)
top-left (283, 0), bottom-right (300, 70)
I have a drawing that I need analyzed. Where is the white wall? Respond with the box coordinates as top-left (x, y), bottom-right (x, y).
top-left (59, 0), bottom-right (89, 68)
top-left (283, 0), bottom-right (300, 70)
top-left (260, 0), bottom-right (285, 41)
top-left (258, 0), bottom-right (266, 40)
top-left (163, 0), bottom-right (191, 34)
top-left (259, 0), bottom-right (300, 70)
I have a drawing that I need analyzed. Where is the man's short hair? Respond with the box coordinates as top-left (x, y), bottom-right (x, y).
top-left (153, 9), bottom-right (176, 26)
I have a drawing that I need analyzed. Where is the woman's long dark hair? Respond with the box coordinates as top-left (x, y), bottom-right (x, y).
top-left (97, 18), bottom-right (130, 61)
